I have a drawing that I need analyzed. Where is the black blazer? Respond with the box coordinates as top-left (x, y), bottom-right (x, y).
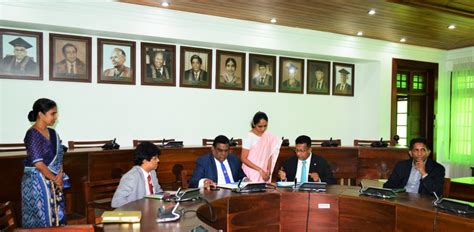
top-left (383, 158), bottom-right (445, 196)
top-left (189, 153), bottom-right (246, 188)
top-left (280, 154), bottom-right (336, 184)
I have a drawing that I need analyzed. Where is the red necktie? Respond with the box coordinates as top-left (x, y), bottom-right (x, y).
top-left (147, 174), bottom-right (154, 194)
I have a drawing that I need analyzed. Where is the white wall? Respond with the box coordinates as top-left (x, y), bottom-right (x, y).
top-left (0, 2), bottom-right (448, 146)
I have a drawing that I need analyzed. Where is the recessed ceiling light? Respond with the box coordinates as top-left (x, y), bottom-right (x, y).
top-left (448, 24), bottom-right (456, 29)
top-left (270, 18), bottom-right (277, 24)
top-left (357, 31), bottom-right (363, 36)
top-left (368, 9), bottom-right (376, 15)
top-left (161, 2), bottom-right (169, 7)
top-left (400, 37), bottom-right (406, 42)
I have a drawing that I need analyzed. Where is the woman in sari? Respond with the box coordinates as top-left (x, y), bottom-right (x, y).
top-left (22, 98), bottom-right (69, 228)
top-left (241, 111), bottom-right (281, 182)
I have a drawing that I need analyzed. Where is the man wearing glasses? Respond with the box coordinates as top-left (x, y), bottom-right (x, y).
top-left (189, 135), bottom-right (246, 189)
top-left (384, 138), bottom-right (445, 196)
top-left (278, 135), bottom-right (336, 184)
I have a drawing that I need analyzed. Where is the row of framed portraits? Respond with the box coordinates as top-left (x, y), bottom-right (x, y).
top-left (0, 28), bottom-right (355, 96)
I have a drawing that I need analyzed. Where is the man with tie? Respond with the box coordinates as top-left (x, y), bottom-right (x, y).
top-left (54, 43), bottom-right (86, 77)
top-left (310, 69), bottom-right (328, 93)
top-left (111, 142), bottom-right (163, 208)
top-left (184, 54), bottom-right (208, 83)
top-left (0, 37), bottom-right (39, 76)
top-left (189, 135), bottom-right (246, 188)
top-left (252, 60), bottom-right (273, 87)
top-left (278, 135), bottom-right (336, 184)
top-left (146, 51), bottom-right (170, 80)
top-left (334, 68), bottom-right (353, 94)
top-left (383, 138), bottom-right (445, 196)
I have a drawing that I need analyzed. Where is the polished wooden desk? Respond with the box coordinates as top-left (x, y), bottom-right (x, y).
top-left (102, 186), bottom-right (474, 232)
top-left (0, 146), bottom-right (408, 225)
top-left (449, 177), bottom-right (474, 202)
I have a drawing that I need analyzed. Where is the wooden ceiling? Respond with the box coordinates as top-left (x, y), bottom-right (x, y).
top-left (121, 0), bottom-right (474, 50)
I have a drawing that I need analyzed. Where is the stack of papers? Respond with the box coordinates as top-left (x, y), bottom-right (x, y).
top-left (276, 181), bottom-right (295, 188)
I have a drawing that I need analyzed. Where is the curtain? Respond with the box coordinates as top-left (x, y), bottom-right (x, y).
top-left (449, 58), bottom-right (474, 177)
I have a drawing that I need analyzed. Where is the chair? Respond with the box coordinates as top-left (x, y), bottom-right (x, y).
top-left (132, 139), bottom-right (175, 147)
top-left (68, 140), bottom-right (112, 150)
top-left (202, 138), bottom-right (242, 146)
top-left (14, 225), bottom-right (94, 232)
top-left (353, 139), bottom-right (391, 147)
top-left (311, 139), bottom-right (341, 147)
top-left (0, 201), bottom-right (17, 232)
top-left (443, 178), bottom-right (450, 198)
top-left (0, 143), bottom-right (26, 152)
top-left (83, 179), bottom-right (120, 224)
top-left (180, 170), bottom-right (190, 189)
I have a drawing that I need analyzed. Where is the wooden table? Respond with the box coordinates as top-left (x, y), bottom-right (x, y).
top-left (0, 146), bottom-right (409, 225)
top-left (101, 185), bottom-right (474, 231)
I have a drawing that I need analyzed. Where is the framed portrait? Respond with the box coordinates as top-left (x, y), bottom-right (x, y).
top-left (216, 50), bottom-right (245, 91)
top-left (49, 33), bottom-right (91, 82)
top-left (307, 60), bottom-right (330, 95)
top-left (333, 62), bottom-right (355, 96)
top-left (180, 46), bottom-right (212, 89)
top-left (141, 42), bottom-right (176, 86)
top-left (248, 54), bottom-right (276, 92)
top-left (97, 38), bottom-right (136, 85)
top-left (279, 57), bottom-right (304, 94)
top-left (0, 29), bottom-right (42, 80)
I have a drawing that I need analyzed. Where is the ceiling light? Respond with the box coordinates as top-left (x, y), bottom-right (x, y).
top-left (161, 2), bottom-right (169, 7)
top-left (448, 24), bottom-right (456, 29)
top-left (400, 37), bottom-right (406, 43)
top-left (357, 31), bottom-right (363, 36)
top-left (368, 9), bottom-right (376, 15)
top-left (270, 18), bottom-right (277, 24)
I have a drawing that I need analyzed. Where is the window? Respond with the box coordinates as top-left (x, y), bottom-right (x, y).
top-left (412, 74), bottom-right (425, 91)
top-left (396, 97), bottom-right (408, 146)
top-left (396, 73), bottom-right (408, 89)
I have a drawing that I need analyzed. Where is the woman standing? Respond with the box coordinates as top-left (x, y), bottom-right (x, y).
top-left (241, 111), bottom-right (281, 182)
top-left (22, 98), bottom-right (69, 228)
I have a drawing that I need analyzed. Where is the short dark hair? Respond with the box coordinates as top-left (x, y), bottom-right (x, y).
top-left (212, 135), bottom-right (230, 147)
top-left (251, 111), bottom-right (268, 128)
top-left (28, 98), bottom-right (57, 122)
top-left (190, 54), bottom-right (202, 64)
top-left (295, 135), bottom-right (312, 147)
top-left (62, 43), bottom-right (77, 55)
top-left (133, 141), bottom-right (161, 166)
top-left (225, 57), bottom-right (237, 68)
top-left (409, 137), bottom-right (429, 150)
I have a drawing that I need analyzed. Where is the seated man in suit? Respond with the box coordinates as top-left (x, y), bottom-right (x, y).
top-left (383, 138), bottom-right (445, 196)
top-left (278, 135), bottom-right (336, 184)
top-left (189, 135), bottom-right (246, 188)
top-left (112, 142), bottom-right (162, 208)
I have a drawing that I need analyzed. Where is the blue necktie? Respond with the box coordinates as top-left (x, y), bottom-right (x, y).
top-left (300, 160), bottom-right (307, 183)
top-left (220, 162), bottom-right (231, 184)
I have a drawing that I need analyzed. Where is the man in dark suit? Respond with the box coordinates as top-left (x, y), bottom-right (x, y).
top-left (310, 69), bottom-right (328, 93)
top-left (146, 51), bottom-right (170, 80)
top-left (383, 138), bottom-right (445, 196)
top-left (54, 43), bottom-right (86, 77)
top-left (252, 60), bottom-right (273, 87)
top-left (184, 54), bottom-right (208, 82)
top-left (189, 135), bottom-right (246, 188)
top-left (278, 135), bottom-right (336, 184)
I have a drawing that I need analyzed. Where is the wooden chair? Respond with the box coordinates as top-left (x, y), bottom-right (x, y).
top-left (311, 139), bottom-right (341, 147)
top-left (443, 178), bottom-right (451, 198)
top-left (202, 138), bottom-right (242, 146)
top-left (83, 179), bottom-right (120, 224)
top-left (353, 139), bottom-right (391, 147)
top-left (68, 140), bottom-right (112, 150)
top-left (0, 143), bottom-right (26, 152)
top-left (14, 225), bottom-right (94, 232)
top-left (180, 170), bottom-right (190, 189)
top-left (0, 201), bottom-right (17, 232)
top-left (132, 139), bottom-right (175, 147)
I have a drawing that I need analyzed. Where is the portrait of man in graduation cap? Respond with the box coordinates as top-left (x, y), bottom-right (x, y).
top-left (333, 63), bottom-right (355, 96)
top-left (0, 36), bottom-right (39, 77)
